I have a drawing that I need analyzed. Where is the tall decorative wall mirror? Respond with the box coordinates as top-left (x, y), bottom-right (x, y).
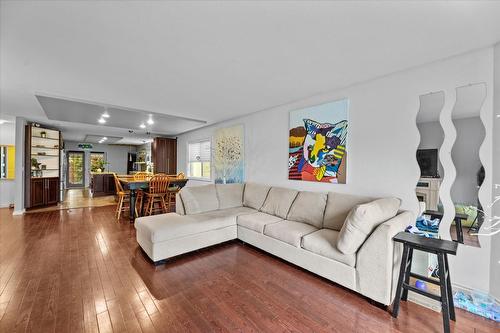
top-left (450, 83), bottom-right (487, 248)
top-left (416, 91), bottom-right (445, 236)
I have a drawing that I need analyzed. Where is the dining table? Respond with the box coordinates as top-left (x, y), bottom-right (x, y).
top-left (118, 176), bottom-right (189, 223)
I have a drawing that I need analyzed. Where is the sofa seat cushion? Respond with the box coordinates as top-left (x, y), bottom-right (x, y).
top-left (216, 184), bottom-right (244, 209)
top-left (243, 183), bottom-right (271, 210)
top-left (263, 220), bottom-right (317, 247)
top-left (135, 208), bottom-right (255, 243)
top-left (260, 187), bottom-right (299, 219)
top-left (287, 191), bottom-right (327, 228)
top-left (301, 229), bottom-right (356, 267)
top-left (237, 212), bottom-right (283, 233)
top-left (179, 184), bottom-right (220, 214)
top-left (337, 197), bottom-right (401, 254)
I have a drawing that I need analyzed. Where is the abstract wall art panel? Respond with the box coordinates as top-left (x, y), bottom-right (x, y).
top-left (289, 99), bottom-right (349, 184)
top-left (214, 124), bottom-right (244, 184)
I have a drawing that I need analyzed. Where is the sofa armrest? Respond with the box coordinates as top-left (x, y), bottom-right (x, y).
top-left (355, 210), bottom-right (413, 305)
top-left (176, 193), bottom-right (185, 215)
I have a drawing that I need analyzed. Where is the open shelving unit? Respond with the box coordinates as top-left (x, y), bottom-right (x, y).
top-left (25, 125), bottom-right (62, 208)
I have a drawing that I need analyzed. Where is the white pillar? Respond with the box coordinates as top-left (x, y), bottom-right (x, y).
top-left (490, 43), bottom-right (500, 300)
top-left (13, 117), bottom-right (26, 215)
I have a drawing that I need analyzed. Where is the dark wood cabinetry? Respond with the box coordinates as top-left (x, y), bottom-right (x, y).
top-left (152, 137), bottom-right (177, 174)
top-left (30, 178), bottom-right (45, 207)
top-left (25, 125), bottom-right (61, 209)
top-left (90, 173), bottom-right (116, 197)
top-left (29, 177), bottom-right (60, 208)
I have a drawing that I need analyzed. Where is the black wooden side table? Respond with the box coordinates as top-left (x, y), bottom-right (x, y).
top-left (392, 232), bottom-right (458, 333)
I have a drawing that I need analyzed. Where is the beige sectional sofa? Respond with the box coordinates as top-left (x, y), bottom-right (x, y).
top-left (134, 183), bottom-right (413, 305)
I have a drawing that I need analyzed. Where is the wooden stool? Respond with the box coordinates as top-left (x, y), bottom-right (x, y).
top-left (392, 232), bottom-right (458, 333)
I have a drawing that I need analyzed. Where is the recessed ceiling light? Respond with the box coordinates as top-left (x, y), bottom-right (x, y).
top-left (147, 115), bottom-right (154, 125)
top-left (497, 114), bottom-right (500, 118)
top-left (139, 123), bottom-right (146, 129)
top-left (102, 107), bottom-right (110, 118)
top-left (98, 117), bottom-right (106, 124)
top-left (0, 119), bottom-right (7, 124)
top-left (103, 137), bottom-right (107, 140)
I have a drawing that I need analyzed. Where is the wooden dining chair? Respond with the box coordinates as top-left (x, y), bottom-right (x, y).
top-left (113, 173), bottom-right (137, 220)
top-left (133, 172), bottom-right (151, 215)
top-left (166, 175), bottom-right (182, 212)
top-left (144, 174), bottom-right (170, 215)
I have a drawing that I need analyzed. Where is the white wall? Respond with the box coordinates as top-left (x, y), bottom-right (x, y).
top-left (0, 121), bottom-right (15, 207)
top-left (177, 47), bottom-right (495, 294)
top-left (63, 141), bottom-right (136, 187)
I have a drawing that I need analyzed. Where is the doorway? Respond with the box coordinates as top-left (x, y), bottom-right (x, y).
top-left (67, 151), bottom-right (85, 188)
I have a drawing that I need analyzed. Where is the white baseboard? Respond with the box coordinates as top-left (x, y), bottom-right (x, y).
top-left (12, 209), bottom-right (25, 215)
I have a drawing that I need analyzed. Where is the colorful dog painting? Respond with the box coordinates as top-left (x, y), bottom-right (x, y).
top-left (289, 99), bottom-right (348, 184)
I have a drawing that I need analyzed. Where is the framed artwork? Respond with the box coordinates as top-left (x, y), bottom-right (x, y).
top-left (288, 98), bottom-right (349, 184)
top-left (214, 125), bottom-right (244, 184)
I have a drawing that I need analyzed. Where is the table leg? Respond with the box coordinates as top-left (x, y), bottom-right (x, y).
top-left (392, 245), bottom-right (410, 318)
top-left (455, 218), bottom-right (464, 244)
top-left (129, 189), bottom-right (136, 223)
top-left (444, 254), bottom-right (456, 321)
top-left (437, 253), bottom-right (451, 333)
top-left (401, 248), bottom-right (413, 301)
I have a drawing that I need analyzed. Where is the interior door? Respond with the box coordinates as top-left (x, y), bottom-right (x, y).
top-left (67, 151), bottom-right (85, 188)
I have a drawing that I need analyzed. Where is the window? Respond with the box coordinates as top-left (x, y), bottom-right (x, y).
top-left (90, 152), bottom-right (106, 172)
top-left (0, 145), bottom-right (15, 179)
top-left (188, 140), bottom-right (211, 179)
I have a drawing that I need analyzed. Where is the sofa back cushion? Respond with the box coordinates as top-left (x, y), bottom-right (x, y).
top-left (323, 192), bottom-right (374, 231)
top-left (287, 191), bottom-right (327, 228)
top-left (179, 184), bottom-right (219, 214)
top-left (243, 183), bottom-right (271, 210)
top-left (336, 197), bottom-right (401, 254)
top-left (216, 183), bottom-right (244, 209)
top-left (260, 187), bottom-right (299, 219)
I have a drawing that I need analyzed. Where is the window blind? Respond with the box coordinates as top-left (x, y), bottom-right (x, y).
top-left (189, 140), bottom-right (211, 162)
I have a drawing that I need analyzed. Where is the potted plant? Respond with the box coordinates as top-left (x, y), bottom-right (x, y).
top-left (31, 158), bottom-right (40, 170)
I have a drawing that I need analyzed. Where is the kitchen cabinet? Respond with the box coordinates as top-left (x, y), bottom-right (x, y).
top-left (29, 177), bottom-right (60, 208)
top-left (152, 137), bottom-right (177, 174)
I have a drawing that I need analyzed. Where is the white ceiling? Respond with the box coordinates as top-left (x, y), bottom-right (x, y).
top-left (2, 1), bottom-right (500, 143)
top-left (35, 94), bottom-right (205, 144)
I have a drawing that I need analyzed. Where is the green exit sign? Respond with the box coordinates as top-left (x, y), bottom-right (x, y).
top-left (78, 143), bottom-right (93, 149)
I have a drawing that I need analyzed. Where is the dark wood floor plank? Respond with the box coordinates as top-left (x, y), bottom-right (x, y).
top-left (0, 206), bottom-right (499, 333)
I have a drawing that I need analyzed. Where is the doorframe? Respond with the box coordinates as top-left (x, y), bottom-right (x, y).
top-left (66, 150), bottom-right (85, 188)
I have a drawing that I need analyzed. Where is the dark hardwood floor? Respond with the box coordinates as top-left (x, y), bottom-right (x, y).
top-left (0, 206), bottom-right (498, 333)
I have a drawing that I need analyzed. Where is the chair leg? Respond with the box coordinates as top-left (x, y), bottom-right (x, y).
top-left (116, 196), bottom-right (121, 220)
top-left (437, 253), bottom-right (451, 333)
top-left (148, 196), bottom-right (154, 216)
top-left (161, 195), bottom-right (168, 213)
